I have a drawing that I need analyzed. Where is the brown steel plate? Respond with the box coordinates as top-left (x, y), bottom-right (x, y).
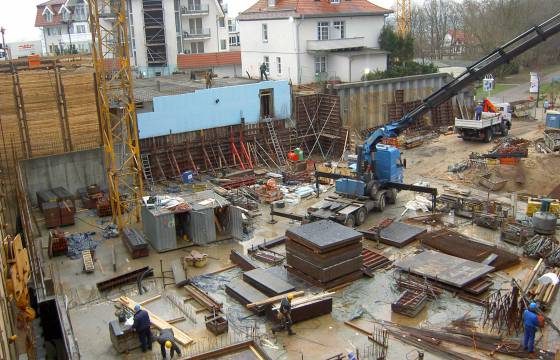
top-left (286, 220), bottom-right (362, 252)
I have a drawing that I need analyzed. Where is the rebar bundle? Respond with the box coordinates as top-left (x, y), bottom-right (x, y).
top-left (523, 235), bottom-right (560, 266)
top-left (482, 287), bottom-right (523, 335)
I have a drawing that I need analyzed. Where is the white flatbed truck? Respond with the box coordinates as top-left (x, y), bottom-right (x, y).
top-left (455, 103), bottom-right (512, 142)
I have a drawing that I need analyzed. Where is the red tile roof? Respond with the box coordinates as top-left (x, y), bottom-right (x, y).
top-left (177, 52), bottom-right (241, 69)
top-left (240, 0), bottom-right (391, 17)
top-left (35, 1), bottom-right (66, 27)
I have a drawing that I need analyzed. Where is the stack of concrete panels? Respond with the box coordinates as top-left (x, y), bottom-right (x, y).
top-left (286, 220), bottom-right (363, 288)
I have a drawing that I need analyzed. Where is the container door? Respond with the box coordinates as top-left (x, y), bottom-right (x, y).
top-left (229, 206), bottom-right (245, 241)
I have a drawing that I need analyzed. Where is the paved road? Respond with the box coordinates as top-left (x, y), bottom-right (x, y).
top-left (492, 69), bottom-right (560, 103)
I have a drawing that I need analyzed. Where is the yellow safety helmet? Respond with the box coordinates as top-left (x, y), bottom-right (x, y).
top-left (287, 293), bottom-right (294, 301)
top-left (165, 340), bottom-right (172, 349)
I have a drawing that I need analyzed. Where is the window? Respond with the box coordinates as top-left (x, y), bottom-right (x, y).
top-left (191, 41), bottom-right (204, 54)
top-left (44, 11), bottom-right (53, 22)
top-left (333, 21), bottom-right (345, 39)
top-left (317, 21), bottom-right (329, 40)
top-left (262, 24), bottom-right (268, 42)
top-left (76, 25), bottom-right (86, 34)
top-left (74, 5), bottom-right (87, 20)
top-left (220, 39), bottom-right (227, 50)
top-left (229, 34), bottom-right (240, 46)
top-left (276, 57), bottom-right (281, 74)
top-left (187, 0), bottom-right (201, 11)
top-left (228, 19), bottom-right (236, 32)
top-left (263, 56), bottom-right (270, 71)
top-left (61, 9), bottom-right (69, 21)
top-left (219, 17), bottom-right (225, 27)
top-left (314, 56), bottom-right (326, 73)
top-left (331, 0), bottom-right (340, 3)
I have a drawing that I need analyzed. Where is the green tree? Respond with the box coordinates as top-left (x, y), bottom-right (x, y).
top-left (379, 26), bottom-right (414, 67)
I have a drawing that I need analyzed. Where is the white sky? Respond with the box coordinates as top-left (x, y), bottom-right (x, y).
top-left (0, 0), bottom-right (395, 43)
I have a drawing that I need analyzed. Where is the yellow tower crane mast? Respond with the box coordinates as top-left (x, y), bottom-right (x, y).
top-left (87, 0), bottom-right (143, 230)
top-left (396, 0), bottom-right (412, 36)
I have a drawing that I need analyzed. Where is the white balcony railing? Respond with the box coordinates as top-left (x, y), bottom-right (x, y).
top-left (183, 28), bottom-right (211, 39)
top-left (307, 37), bottom-right (365, 51)
top-left (181, 4), bottom-right (209, 16)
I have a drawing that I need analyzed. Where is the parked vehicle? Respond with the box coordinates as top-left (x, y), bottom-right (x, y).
top-left (455, 101), bottom-right (512, 142)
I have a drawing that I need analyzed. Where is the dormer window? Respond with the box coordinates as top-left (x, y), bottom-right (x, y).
top-left (44, 9), bottom-right (53, 22)
top-left (61, 8), bottom-right (70, 21)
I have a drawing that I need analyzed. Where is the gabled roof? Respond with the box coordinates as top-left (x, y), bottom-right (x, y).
top-left (239, 0), bottom-right (391, 20)
top-left (36, 0), bottom-right (66, 27)
top-left (177, 52), bottom-right (241, 69)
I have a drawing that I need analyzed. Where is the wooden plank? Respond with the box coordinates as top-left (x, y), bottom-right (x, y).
top-left (118, 296), bottom-right (194, 346)
top-left (139, 294), bottom-right (161, 306)
top-left (246, 291), bottom-right (304, 309)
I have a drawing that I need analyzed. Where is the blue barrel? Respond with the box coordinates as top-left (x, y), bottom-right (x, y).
top-left (182, 171), bottom-right (193, 184)
top-left (546, 111), bottom-right (560, 128)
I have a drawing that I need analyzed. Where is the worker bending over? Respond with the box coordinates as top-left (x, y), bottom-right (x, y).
top-left (523, 302), bottom-right (544, 358)
top-left (273, 293), bottom-right (295, 335)
top-left (155, 328), bottom-right (182, 359)
top-left (132, 304), bottom-right (153, 353)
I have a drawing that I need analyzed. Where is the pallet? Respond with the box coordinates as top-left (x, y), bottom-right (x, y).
top-left (391, 290), bottom-right (427, 317)
top-left (82, 250), bottom-right (95, 273)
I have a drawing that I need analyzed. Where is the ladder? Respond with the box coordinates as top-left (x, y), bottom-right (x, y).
top-left (264, 117), bottom-right (286, 166)
top-left (82, 250), bottom-right (95, 273)
top-left (140, 154), bottom-right (154, 186)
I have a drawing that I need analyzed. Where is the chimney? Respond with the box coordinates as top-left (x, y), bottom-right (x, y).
top-left (268, 0), bottom-right (276, 7)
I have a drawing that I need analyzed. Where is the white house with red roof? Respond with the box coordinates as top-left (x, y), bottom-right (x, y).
top-left (238, 0), bottom-right (391, 84)
top-left (35, 0), bottom-right (91, 55)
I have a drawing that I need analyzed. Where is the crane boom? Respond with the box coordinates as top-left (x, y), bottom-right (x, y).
top-left (362, 12), bottom-right (560, 166)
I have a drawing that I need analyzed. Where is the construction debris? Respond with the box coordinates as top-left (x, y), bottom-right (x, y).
top-left (524, 235), bottom-right (560, 266)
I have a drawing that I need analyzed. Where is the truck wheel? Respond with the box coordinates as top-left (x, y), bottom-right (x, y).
top-left (484, 128), bottom-right (493, 143)
top-left (501, 124), bottom-right (509, 136)
top-left (355, 208), bottom-right (367, 225)
top-left (377, 193), bottom-right (386, 212)
top-left (386, 189), bottom-right (397, 204)
top-left (344, 214), bottom-right (356, 227)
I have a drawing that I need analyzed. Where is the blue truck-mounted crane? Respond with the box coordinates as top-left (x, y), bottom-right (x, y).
top-left (306, 13), bottom-right (560, 226)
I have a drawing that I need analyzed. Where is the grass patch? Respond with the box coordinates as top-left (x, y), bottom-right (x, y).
top-left (475, 83), bottom-right (517, 99)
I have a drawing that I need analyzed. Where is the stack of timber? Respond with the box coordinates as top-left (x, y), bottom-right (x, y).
top-left (522, 259), bottom-right (559, 307)
top-left (285, 220), bottom-right (363, 288)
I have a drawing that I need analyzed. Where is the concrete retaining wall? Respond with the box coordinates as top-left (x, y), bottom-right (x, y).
top-left (21, 148), bottom-right (106, 206)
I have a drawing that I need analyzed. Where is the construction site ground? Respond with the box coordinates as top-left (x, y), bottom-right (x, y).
top-left (35, 108), bottom-right (560, 359)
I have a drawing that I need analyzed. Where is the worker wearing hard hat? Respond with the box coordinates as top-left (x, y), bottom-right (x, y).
top-left (274, 293), bottom-right (295, 335)
top-left (155, 328), bottom-right (182, 359)
top-left (132, 304), bottom-right (153, 353)
top-left (523, 302), bottom-right (543, 358)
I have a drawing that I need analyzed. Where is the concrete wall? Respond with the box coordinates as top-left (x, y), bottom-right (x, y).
top-left (137, 80), bottom-right (291, 138)
top-left (21, 148), bottom-right (106, 206)
top-left (334, 73), bottom-right (454, 130)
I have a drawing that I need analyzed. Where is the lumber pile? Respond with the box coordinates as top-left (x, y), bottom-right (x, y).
top-left (118, 296), bottom-right (193, 346)
top-left (522, 259), bottom-right (559, 307)
top-left (285, 220), bottom-right (363, 288)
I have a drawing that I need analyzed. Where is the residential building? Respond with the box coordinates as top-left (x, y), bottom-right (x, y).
top-left (34, 0), bottom-right (92, 55)
top-left (238, 0), bottom-right (391, 84)
top-left (228, 18), bottom-right (240, 50)
top-left (443, 29), bottom-right (467, 56)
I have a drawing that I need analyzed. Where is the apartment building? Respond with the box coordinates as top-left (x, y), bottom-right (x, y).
top-left (238, 0), bottom-right (391, 84)
top-left (35, 0), bottom-right (92, 55)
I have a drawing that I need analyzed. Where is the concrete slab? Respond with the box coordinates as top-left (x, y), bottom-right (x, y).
top-left (394, 250), bottom-right (495, 288)
top-left (285, 219), bottom-right (362, 252)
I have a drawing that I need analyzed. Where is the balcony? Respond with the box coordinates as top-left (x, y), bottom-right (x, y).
top-left (307, 37), bottom-right (365, 52)
top-left (181, 4), bottom-right (209, 16)
top-left (183, 28), bottom-right (211, 40)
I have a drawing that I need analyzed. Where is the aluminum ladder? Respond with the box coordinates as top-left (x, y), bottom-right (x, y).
top-left (264, 117), bottom-right (286, 166)
top-left (140, 154), bottom-right (154, 186)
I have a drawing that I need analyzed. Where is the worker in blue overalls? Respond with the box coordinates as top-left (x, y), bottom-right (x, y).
top-left (523, 302), bottom-right (543, 358)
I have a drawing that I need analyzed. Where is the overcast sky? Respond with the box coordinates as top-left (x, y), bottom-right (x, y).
top-left (0, 0), bottom-right (395, 43)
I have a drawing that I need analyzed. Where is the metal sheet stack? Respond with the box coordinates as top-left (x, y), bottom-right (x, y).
top-left (285, 220), bottom-right (363, 288)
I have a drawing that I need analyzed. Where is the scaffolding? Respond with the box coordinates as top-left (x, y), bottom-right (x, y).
top-left (88, 0), bottom-right (143, 229)
top-left (142, 0), bottom-right (167, 66)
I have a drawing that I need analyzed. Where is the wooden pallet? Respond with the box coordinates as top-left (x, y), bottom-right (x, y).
top-left (82, 250), bottom-right (94, 273)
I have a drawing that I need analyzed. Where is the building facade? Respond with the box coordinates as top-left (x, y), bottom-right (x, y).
top-left (35, 0), bottom-right (92, 55)
top-left (238, 0), bottom-right (391, 84)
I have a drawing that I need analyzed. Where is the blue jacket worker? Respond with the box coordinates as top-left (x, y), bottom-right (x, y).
top-left (132, 304), bottom-right (153, 352)
top-left (523, 302), bottom-right (542, 357)
top-left (475, 103), bottom-right (483, 120)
